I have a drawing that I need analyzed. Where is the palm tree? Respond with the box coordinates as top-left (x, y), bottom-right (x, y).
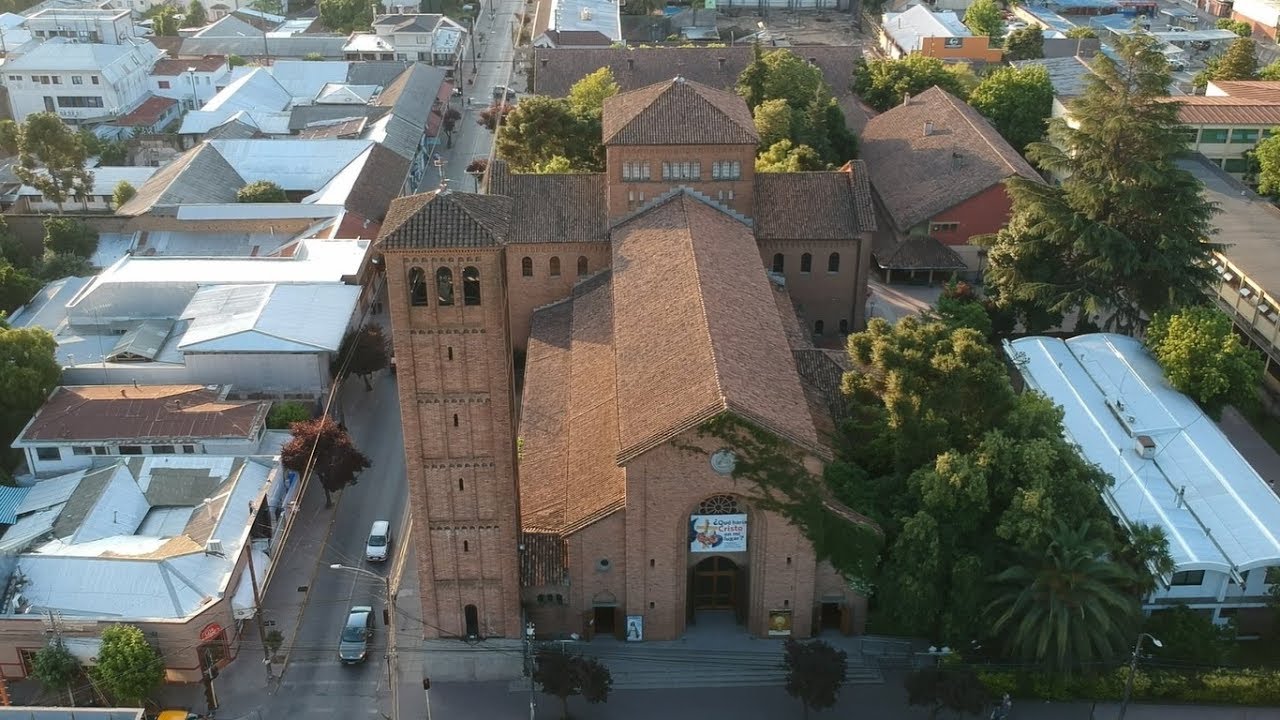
top-left (988, 520), bottom-right (1141, 673)
top-left (1119, 522), bottom-right (1176, 596)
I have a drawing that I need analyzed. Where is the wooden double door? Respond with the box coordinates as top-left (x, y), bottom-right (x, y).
top-left (688, 556), bottom-right (747, 624)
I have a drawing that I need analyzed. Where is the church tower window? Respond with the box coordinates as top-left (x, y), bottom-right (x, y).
top-left (408, 267), bottom-right (429, 306)
top-left (436, 267), bottom-right (454, 305)
top-left (463, 266), bottom-right (481, 306)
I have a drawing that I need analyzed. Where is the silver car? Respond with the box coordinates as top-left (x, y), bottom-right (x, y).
top-left (339, 605), bottom-right (374, 664)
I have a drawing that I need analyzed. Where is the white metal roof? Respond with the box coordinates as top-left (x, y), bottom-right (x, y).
top-left (546, 0), bottom-right (620, 41)
top-left (207, 138), bottom-right (373, 190)
top-left (3, 38), bottom-right (160, 86)
top-left (177, 283), bottom-right (360, 353)
top-left (15, 166), bottom-right (157, 198)
top-left (883, 4), bottom-right (970, 53)
top-left (343, 33), bottom-right (394, 52)
top-left (1008, 334), bottom-right (1280, 575)
top-left (201, 67), bottom-right (291, 114)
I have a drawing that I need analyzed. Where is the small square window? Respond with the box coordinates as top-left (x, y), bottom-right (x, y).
top-left (1199, 128), bottom-right (1229, 144)
top-left (93, 447), bottom-right (109, 455)
top-left (35, 447), bottom-right (61, 461)
top-left (91, 76), bottom-right (100, 85)
top-left (72, 446), bottom-right (93, 456)
top-left (119, 445), bottom-right (143, 455)
top-left (157, 80), bottom-right (170, 89)
top-left (71, 75), bottom-right (83, 85)
top-left (183, 445), bottom-right (196, 454)
top-left (152, 445), bottom-right (175, 454)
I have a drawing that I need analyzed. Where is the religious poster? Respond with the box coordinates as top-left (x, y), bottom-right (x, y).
top-left (689, 514), bottom-right (748, 552)
top-left (768, 610), bottom-right (793, 637)
top-left (625, 616), bottom-right (643, 642)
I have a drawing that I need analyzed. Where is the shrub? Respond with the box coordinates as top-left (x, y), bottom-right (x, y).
top-left (975, 666), bottom-right (1280, 706)
top-left (236, 180), bottom-right (288, 203)
top-left (267, 400), bottom-right (311, 429)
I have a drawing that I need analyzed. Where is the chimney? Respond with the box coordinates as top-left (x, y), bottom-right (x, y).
top-left (923, 121), bottom-right (934, 136)
top-left (1135, 435), bottom-right (1157, 460)
top-left (902, 92), bottom-right (911, 106)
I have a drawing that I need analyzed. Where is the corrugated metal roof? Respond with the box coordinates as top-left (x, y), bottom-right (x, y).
top-left (209, 138), bottom-right (374, 190)
top-left (882, 5), bottom-right (969, 52)
top-left (107, 319), bottom-right (174, 362)
top-left (18, 472), bottom-right (87, 514)
top-left (178, 283), bottom-right (360, 353)
top-left (0, 486), bottom-right (32, 525)
top-left (1169, 96), bottom-right (1280, 125)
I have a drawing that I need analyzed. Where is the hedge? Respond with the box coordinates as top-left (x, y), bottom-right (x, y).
top-left (975, 666), bottom-right (1280, 706)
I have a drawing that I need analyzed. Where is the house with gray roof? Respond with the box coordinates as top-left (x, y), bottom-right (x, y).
top-left (344, 13), bottom-right (466, 66)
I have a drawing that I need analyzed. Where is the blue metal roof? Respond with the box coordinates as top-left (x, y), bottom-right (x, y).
top-left (0, 485), bottom-right (32, 525)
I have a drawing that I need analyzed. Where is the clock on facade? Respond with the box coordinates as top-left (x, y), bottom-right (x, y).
top-left (709, 449), bottom-right (736, 475)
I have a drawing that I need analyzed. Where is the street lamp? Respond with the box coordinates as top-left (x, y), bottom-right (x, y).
top-left (525, 621), bottom-right (536, 720)
top-left (1118, 632), bottom-right (1163, 720)
top-left (330, 563), bottom-right (398, 720)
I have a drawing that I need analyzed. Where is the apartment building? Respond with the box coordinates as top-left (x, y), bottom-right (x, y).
top-left (1, 37), bottom-right (161, 123)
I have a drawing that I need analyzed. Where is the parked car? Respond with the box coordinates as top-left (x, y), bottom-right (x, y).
top-left (366, 520), bottom-right (392, 563)
top-left (339, 606), bottom-right (374, 664)
top-left (492, 85), bottom-right (518, 101)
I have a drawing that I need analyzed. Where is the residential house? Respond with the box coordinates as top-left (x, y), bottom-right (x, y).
top-left (23, 7), bottom-right (135, 45)
top-left (0, 38), bottom-right (162, 123)
top-left (13, 385), bottom-right (270, 477)
top-left (109, 95), bottom-right (179, 134)
top-left (344, 13), bottom-right (466, 66)
top-left (5, 165), bottom-right (159, 212)
top-left (879, 5), bottom-right (1003, 63)
top-left (150, 55), bottom-right (231, 110)
top-left (1231, 0), bottom-right (1280, 38)
top-left (1007, 333), bottom-right (1280, 631)
top-left (529, 0), bottom-right (621, 49)
top-left (1172, 80), bottom-right (1280, 178)
top-left (858, 85), bottom-right (1042, 282)
top-left (163, 24), bottom-right (347, 61)
top-left (0, 455), bottom-right (287, 683)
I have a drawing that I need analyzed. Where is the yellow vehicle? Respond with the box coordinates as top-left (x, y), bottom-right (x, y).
top-left (157, 711), bottom-right (202, 720)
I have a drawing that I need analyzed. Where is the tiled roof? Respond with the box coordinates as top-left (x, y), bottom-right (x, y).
top-left (753, 170), bottom-right (869, 240)
top-left (859, 86), bottom-right (1041, 232)
top-left (519, 270), bottom-right (625, 535)
top-left (152, 55), bottom-right (227, 75)
top-left (344, 142), bottom-right (411, 222)
top-left (601, 77), bottom-right (758, 146)
top-left (17, 385), bottom-right (269, 444)
top-left (113, 96), bottom-right (177, 127)
top-left (519, 531), bottom-right (567, 586)
top-left (873, 233), bottom-right (967, 271)
top-left (611, 190), bottom-right (821, 462)
top-left (377, 191), bottom-right (512, 249)
top-left (1168, 96), bottom-right (1280, 125)
top-left (488, 162), bottom-right (608, 243)
top-left (1207, 80), bottom-right (1280, 102)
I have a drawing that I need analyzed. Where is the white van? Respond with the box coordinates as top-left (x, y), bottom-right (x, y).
top-left (366, 520), bottom-right (392, 562)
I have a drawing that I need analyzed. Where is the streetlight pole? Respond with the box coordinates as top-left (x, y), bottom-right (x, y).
top-left (1118, 632), bottom-right (1163, 720)
top-left (525, 621), bottom-right (536, 720)
top-left (331, 564), bottom-right (397, 720)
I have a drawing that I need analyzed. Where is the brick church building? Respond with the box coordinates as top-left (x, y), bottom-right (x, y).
top-left (376, 77), bottom-right (878, 641)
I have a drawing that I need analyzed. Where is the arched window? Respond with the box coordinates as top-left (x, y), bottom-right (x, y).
top-left (828, 252), bottom-right (840, 273)
top-left (458, 477), bottom-right (464, 491)
top-left (800, 253), bottom-right (812, 273)
top-left (521, 256), bottom-right (533, 277)
top-left (408, 267), bottom-right (428, 306)
top-left (464, 604), bottom-right (479, 637)
top-left (463, 266), bottom-right (481, 306)
top-left (452, 413), bottom-right (459, 427)
top-left (436, 267), bottom-right (454, 305)
top-left (814, 320), bottom-right (825, 335)
top-left (698, 494), bottom-right (740, 515)
top-left (549, 257), bottom-right (561, 277)
top-left (771, 253), bottom-right (784, 273)
top-left (577, 256), bottom-right (588, 276)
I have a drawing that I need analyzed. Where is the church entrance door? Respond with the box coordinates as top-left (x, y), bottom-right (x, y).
top-left (692, 556), bottom-right (737, 610)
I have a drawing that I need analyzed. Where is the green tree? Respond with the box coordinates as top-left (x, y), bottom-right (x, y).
top-left (79, 129), bottom-right (127, 166)
top-left (1197, 36), bottom-right (1259, 87)
top-left (736, 42), bottom-right (769, 110)
top-left (963, 0), bottom-right (1003, 39)
top-left (1004, 25), bottom-right (1045, 61)
top-left (303, 51), bottom-right (325, 61)
top-left (782, 639), bottom-right (848, 719)
top-left (968, 64), bottom-right (1054, 151)
top-left (280, 416), bottom-right (371, 506)
top-left (91, 625), bottom-right (164, 706)
top-left (227, 54), bottom-right (247, 67)
top-left (249, 0), bottom-right (284, 13)
top-left (823, 97), bottom-right (858, 162)
top-left (753, 98), bottom-right (793, 151)
top-left (267, 400), bottom-right (311, 429)
top-left (31, 640), bottom-right (80, 701)
top-left (0, 261), bottom-right (41, 315)
top-left (533, 649), bottom-right (612, 720)
top-left (1144, 305), bottom-right (1264, 416)
top-left (1143, 604), bottom-right (1237, 666)
top-left (43, 217), bottom-right (97, 258)
top-left (496, 96), bottom-right (600, 171)
top-left (237, 180), bottom-right (288, 203)
top-left (904, 667), bottom-right (988, 719)
top-left (4, 113), bottom-right (93, 212)
top-left (185, 0), bottom-right (208, 26)
top-left (853, 55), bottom-right (969, 112)
top-left (1261, 60), bottom-right (1280, 80)
top-left (980, 34), bottom-right (1222, 334)
top-left (1118, 522), bottom-right (1175, 596)
top-left (0, 324), bottom-right (60, 458)
top-left (1066, 26), bottom-right (1097, 38)
top-left (532, 155), bottom-right (575, 173)
top-left (112, 180), bottom-right (136, 209)
top-left (988, 520), bottom-right (1140, 673)
top-left (319, 0), bottom-right (371, 33)
top-left (755, 140), bottom-right (824, 172)
top-left (758, 50), bottom-right (828, 110)
top-left (1216, 18), bottom-right (1253, 37)
top-left (36, 252), bottom-right (94, 281)
top-left (567, 66), bottom-right (619, 116)
top-left (1256, 129), bottom-right (1280, 196)
top-left (152, 5), bottom-right (179, 35)
top-left (334, 324), bottom-right (390, 391)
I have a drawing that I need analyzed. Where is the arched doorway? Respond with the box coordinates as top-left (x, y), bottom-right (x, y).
top-left (686, 494), bottom-right (751, 629)
top-left (692, 556), bottom-right (737, 610)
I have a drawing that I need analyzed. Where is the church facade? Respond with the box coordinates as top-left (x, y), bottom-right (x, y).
top-left (377, 77), bottom-right (877, 641)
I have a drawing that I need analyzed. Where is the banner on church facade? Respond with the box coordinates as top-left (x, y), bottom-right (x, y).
top-left (689, 514), bottom-right (747, 552)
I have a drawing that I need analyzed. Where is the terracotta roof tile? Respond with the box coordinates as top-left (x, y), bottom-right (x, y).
top-left (860, 86), bottom-right (1041, 232)
top-left (602, 77), bottom-right (758, 146)
top-left (874, 233), bottom-right (967, 271)
top-left (611, 190), bottom-right (820, 462)
top-left (113, 96), bottom-right (177, 127)
top-left (754, 171), bottom-right (866, 240)
top-left (488, 162), bottom-right (609, 242)
top-left (377, 191), bottom-right (512, 249)
top-left (1167, 96), bottom-right (1280, 125)
top-left (18, 385), bottom-right (269, 444)
top-left (519, 531), bottom-right (567, 585)
top-left (1206, 80), bottom-right (1280, 103)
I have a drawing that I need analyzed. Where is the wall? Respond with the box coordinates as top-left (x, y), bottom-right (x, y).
top-left (152, 68), bottom-right (229, 108)
top-left (1184, 123), bottom-right (1269, 177)
top-left (183, 352), bottom-right (331, 396)
top-left (756, 238), bottom-right (868, 338)
top-left (21, 439), bottom-right (253, 477)
top-left (604, 144), bottom-right (757, 220)
top-left (504, 242), bottom-right (611, 354)
top-left (921, 36), bottom-right (1004, 63)
top-left (915, 182), bottom-right (1014, 274)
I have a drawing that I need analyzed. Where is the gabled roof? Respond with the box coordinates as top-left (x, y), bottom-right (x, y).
top-left (601, 77), bottom-right (758, 146)
top-left (859, 86), bottom-right (1041, 232)
top-left (152, 55), bottom-right (228, 75)
top-left (177, 283), bottom-right (361, 353)
top-left (753, 167), bottom-right (875, 240)
top-left (1206, 80), bottom-right (1280, 103)
top-left (488, 162), bottom-right (609, 243)
top-left (882, 4), bottom-right (970, 52)
top-left (1167, 96), bottom-right (1280, 126)
top-left (113, 96), bottom-right (177, 127)
top-left (377, 191), bottom-right (512, 249)
top-left (343, 142), bottom-right (412, 222)
top-left (116, 142), bottom-right (245, 215)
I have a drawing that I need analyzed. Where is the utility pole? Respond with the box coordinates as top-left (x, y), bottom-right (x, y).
top-left (525, 621), bottom-right (536, 720)
top-left (242, 512), bottom-right (276, 685)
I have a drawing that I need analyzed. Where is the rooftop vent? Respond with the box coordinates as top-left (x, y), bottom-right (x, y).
top-left (1135, 435), bottom-right (1156, 460)
top-left (205, 539), bottom-right (225, 556)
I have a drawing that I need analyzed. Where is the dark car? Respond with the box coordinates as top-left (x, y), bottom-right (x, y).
top-left (339, 605), bottom-right (374, 664)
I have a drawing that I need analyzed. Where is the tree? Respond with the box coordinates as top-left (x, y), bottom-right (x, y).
top-left (963, 0), bottom-right (1003, 39)
top-left (1257, 130), bottom-right (1280, 196)
top-left (185, 0), bottom-right (208, 27)
top-left (757, 50), bottom-right (828, 110)
top-left (334, 324), bottom-right (390, 391)
top-left (1144, 305), bottom-right (1264, 416)
top-left (477, 103), bottom-right (513, 131)
top-left (782, 638), bottom-right (848, 719)
top-left (0, 324), bottom-right (59, 460)
top-left (43, 217), bottom-right (97, 258)
top-left (980, 34), bottom-right (1223, 335)
top-left (533, 155), bottom-right (575, 173)
top-left (496, 96), bottom-right (600, 171)
top-left (4, 113), bottom-right (93, 212)
top-left (967, 65), bottom-right (1054, 152)
top-left (1004, 25), bottom-right (1045, 61)
top-left (904, 667), bottom-right (988, 719)
top-left (1197, 36), bottom-right (1258, 87)
top-left (79, 129), bottom-right (127, 166)
top-left (988, 520), bottom-right (1140, 673)
top-left (280, 416), bottom-right (371, 506)
top-left (1143, 604), bottom-right (1237, 666)
top-left (32, 640), bottom-right (81, 702)
top-left (267, 400), bottom-right (312, 429)
top-left (36, 252), bottom-right (94, 281)
top-left (112, 180), bottom-right (136, 208)
top-left (567, 66), bottom-right (619, 116)
top-left (91, 625), bottom-right (164, 706)
top-left (1262, 60), bottom-right (1280, 80)
top-left (755, 140), bottom-right (824, 172)
top-left (1066, 26), bottom-right (1097, 38)
top-left (853, 55), bottom-right (969, 112)
top-left (249, 0), bottom-right (284, 13)
top-left (151, 5), bottom-right (179, 35)
top-left (318, 0), bottom-right (371, 33)
top-left (532, 649), bottom-right (612, 720)
top-left (303, 51), bottom-right (325, 61)
top-left (737, 42), bottom-right (769, 110)
top-left (0, 261), bottom-right (41, 315)
top-left (753, 98), bottom-right (793, 151)
top-left (227, 54), bottom-right (247, 67)
top-left (1216, 18), bottom-right (1253, 37)
top-left (237, 180), bottom-right (288, 203)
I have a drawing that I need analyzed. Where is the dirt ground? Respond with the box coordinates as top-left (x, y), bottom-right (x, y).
top-left (716, 9), bottom-right (871, 46)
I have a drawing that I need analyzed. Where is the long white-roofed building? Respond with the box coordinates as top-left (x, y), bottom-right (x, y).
top-left (1006, 333), bottom-right (1280, 629)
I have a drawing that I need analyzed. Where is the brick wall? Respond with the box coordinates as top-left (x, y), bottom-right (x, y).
top-left (757, 238), bottom-right (869, 337)
top-left (921, 182), bottom-right (1015, 273)
top-left (504, 242), bottom-right (612, 353)
top-left (605, 144), bottom-right (757, 220)
top-left (384, 248), bottom-right (523, 639)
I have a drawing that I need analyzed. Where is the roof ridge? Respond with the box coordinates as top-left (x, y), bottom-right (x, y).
top-left (936, 87), bottom-right (1027, 177)
top-left (681, 194), bottom-right (731, 424)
